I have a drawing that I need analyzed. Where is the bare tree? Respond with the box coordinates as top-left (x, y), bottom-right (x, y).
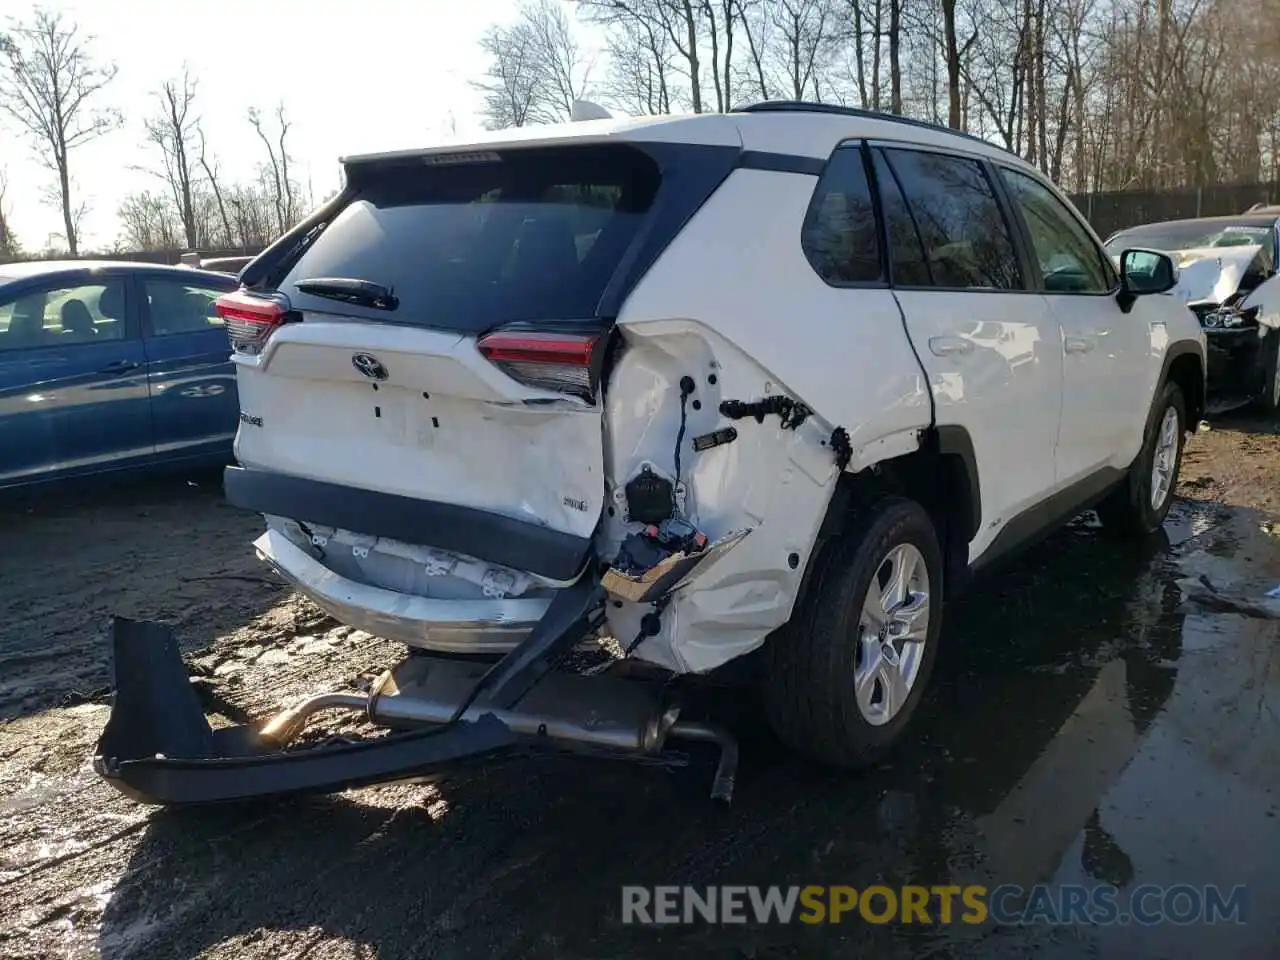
top-left (578, 0), bottom-right (709, 112)
top-left (197, 128), bottom-right (234, 244)
top-left (940, 0), bottom-right (978, 128)
top-left (0, 168), bottom-right (19, 258)
top-left (475, 17), bottom-right (540, 127)
top-left (117, 191), bottom-right (181, 251)
top-left (604, 16), bottom-right (676, 113)
top-left (475, 0), bottom-right (592, 128)
top-left (766, 0), bottom-right (839, 101)
top-left (738, 0), bottom-right (774, 100)
top-left (248, 103), bottom-right (297, 236)
top-left (143, 68), bottom-right (201, 248)
top-left (0, 9), bottom-right (119, 255)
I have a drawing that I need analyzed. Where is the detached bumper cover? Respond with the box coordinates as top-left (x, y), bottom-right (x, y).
top-left (94, 618), bottom-right (517, 805)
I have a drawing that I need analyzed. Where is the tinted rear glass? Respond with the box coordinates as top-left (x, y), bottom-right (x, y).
top-left (281, 146), bottom-right (661, 332)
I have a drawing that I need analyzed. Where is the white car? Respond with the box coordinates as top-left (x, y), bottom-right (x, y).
top-left (92, 101), bottom-right (1208, 806)
top-left (1104, 215), bottom-right (1280, 412)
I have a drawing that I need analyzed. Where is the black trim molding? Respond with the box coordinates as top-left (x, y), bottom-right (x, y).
top-left (970, 466), bottom-right (1124, 577)
top-left (223, 466), bottom-right (591, 582)
top-left (934, 425), bottom-right (981, 540)
top-left (738, 151), bottom-right (826, 176)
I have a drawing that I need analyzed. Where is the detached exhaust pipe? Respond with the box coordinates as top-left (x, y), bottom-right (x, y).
top-left (254, 655), bottom-right (739, 803)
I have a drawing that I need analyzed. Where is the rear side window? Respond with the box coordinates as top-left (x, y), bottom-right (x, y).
top-left (281, 146), bottom-right (661, 332)
top-left (883, 148), bottom-right (1023, 290)
top-left (802, 146), bottom-right (881, 284)
top-left (145, 278), bottom-right (231, 335)
top-left (871, 150), bottom-right (931, 286)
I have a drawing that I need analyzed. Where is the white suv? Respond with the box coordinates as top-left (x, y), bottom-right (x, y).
top-left (216, 101), bottom-right (1205, 777)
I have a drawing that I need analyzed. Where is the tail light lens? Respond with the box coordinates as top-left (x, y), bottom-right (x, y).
top-left (215, 289), bottom-right (289, 355)
top-left (477, 329), bottom-right (602, 401)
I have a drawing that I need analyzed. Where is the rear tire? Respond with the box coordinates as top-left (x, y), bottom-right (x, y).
top-left (763, 496), bottom-right (943, 769)
top-left (1097, 380), bottom-right (1186, 536)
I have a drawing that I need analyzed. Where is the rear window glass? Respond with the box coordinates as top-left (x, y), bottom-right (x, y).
top-left (281, 146), bottom-right (661, 332)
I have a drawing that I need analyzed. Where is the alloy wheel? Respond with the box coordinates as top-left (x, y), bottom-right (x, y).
top-left (854, 543), bottom-right (931, 726)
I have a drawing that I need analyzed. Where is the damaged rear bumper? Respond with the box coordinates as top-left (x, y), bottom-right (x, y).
top-left (254, 529), bottom-right (547, 653)
top-left (93, 618), bottom-right (519, 804)
top-left (95, 582), bottom-right (737, 805)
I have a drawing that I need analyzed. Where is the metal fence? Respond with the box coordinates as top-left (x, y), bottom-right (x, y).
top-left (1069, 182), bottom-right (1280, 240)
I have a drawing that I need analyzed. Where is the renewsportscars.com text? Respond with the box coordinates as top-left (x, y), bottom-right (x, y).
top-left (621, 884), bottom-right (1248, 926)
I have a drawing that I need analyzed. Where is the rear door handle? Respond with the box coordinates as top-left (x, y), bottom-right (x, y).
top-left (1064, 336), bottom-right (1094, 355)
top-left (928, 336), bottom-right (973, 357)
top-left (104, 359), bottom-right (141, 373)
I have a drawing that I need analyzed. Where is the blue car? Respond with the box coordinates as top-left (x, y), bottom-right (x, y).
top-left (0, 260), bottom-right (240, 491)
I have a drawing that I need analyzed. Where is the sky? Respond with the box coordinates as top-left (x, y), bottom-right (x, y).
top-left (0, 0), bottom-right (601, 251)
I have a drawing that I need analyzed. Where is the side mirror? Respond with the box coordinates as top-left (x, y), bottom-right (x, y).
top-left (1118, 248), bottom-right (1178, 312)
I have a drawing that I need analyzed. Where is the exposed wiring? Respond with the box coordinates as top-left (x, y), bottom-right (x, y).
top-left (719, 395), bottom-right (811, 430)
top-left (673, 376), bottom-right (696, 493)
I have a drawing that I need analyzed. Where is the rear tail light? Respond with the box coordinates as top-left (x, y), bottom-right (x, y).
top-left (215, 289), bottom-right (290, 355)
top-left (477, 329), bottom-right (602, 401)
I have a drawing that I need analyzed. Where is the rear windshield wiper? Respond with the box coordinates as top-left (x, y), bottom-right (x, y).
top-left (294, 277), bottom-right (399, 311)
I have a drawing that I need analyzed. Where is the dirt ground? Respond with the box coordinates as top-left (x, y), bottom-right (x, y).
top-left (1177, 413), bottom-right (1280, 515)
top-left (1, 415), bottom-right (1278, 959)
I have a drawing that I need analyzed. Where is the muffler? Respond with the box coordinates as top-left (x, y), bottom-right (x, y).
top-left (371, 656), bottom-right (680, 753)
top-left (258, 655), bottom-right (738, 803)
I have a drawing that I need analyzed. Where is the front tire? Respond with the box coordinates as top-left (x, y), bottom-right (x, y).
top-left (763, 496), bottom-right (943, 769)
top-left (1097, 380), bottom-right (1186, 535)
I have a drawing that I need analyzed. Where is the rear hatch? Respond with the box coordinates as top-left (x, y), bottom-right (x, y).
top-left (220, 139), bottom-right (739, 590)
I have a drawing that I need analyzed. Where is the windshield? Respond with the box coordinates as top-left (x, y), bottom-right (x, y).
top-left (1105, 221), bottom-right (1275, 260)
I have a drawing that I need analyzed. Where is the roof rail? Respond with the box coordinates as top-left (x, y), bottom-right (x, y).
top-left (730, 100), bottom-right (1006, 153)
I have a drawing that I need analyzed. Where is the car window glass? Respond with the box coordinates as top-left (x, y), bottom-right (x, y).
top-left (144, 279), bottom-right (227, 335)
top-left (0, 280), bottom-right (127, 352)
top-left (883, 148), bottom-right (1023, 290)
top-left (801, 146), bottom-right (881, 284)
top-left (281, 145), bottom-right (661, 333)
top-left (1000, 168), bottom-right (1112, 293)
top-left (871, 150), bottom-right (932, 286)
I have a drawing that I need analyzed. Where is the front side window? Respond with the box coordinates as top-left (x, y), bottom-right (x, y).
top-left (883, 148), bottom-right (1023, 291)
top-left (1001, 168), bottom-right (1113, 293)
top-left (144, 279), bottom-right (230, 335)
top-left (0, 280), bottom-right (127, 352)
top-left (801, 145), bottom-right (881, 284)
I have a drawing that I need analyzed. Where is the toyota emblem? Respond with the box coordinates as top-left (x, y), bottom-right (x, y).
top-left (352, 353), bottom-right (388, 381)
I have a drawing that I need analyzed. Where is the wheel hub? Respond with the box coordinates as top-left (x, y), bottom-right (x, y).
top-left (854, 543), bottom-right (932, 727)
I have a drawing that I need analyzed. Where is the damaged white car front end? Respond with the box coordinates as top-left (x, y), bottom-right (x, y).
top-left (1110, 238), bottom-right (1280, 410)
top-left (1174, 245), bottom-right (1280, 409)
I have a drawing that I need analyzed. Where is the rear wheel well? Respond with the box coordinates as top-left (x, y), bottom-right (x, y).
top-left (1167, 353), bottom-right (1205, 427)
top-left (803, 429), bottom-right (979, 602)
